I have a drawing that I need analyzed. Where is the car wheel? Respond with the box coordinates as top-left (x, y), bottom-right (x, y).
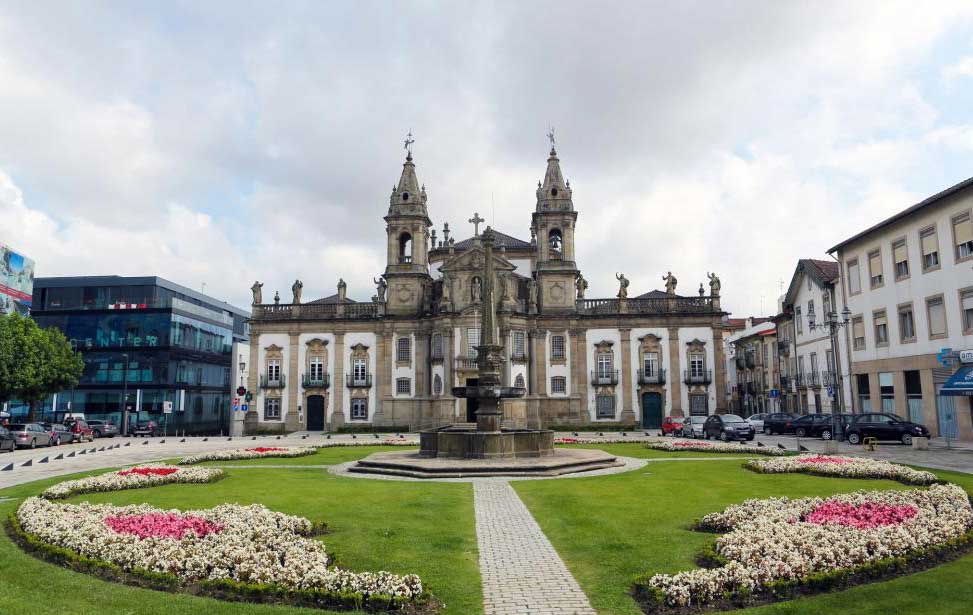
top-left (764, 427), bottom-right (772, 435)
top-left (93, 430), bottom-right (101, 439)
top-left (901, 433), bottom-right (913, 446)
top-left (719, 430), bottom-right (730, 442)
top-left (29, 439), bottom-right (36, 449)
top-left (847, 432), bottom-right (861, 445)
top-left (821, 429), bottom-right (832, 441)
top-left (795, 428), bottom-right (807, 438)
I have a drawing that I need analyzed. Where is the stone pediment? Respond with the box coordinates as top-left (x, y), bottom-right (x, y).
top-left (439, 246), bottom-right (517, 275)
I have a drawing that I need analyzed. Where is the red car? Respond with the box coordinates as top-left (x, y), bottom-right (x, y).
top-left (65, 419), bottom-right (94, 443)
top-left (661, 416), bottom-right (685, 436)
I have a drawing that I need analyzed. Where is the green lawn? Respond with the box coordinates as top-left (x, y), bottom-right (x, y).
top-left (0, 446), bottom-right (481, 615)
top-left (514, 443), bottom-right (973, 615)
top-left (168, 445), bottom-right (401, 466)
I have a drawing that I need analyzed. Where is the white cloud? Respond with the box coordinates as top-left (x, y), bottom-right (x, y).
top-left (942, 55), bottom-right (973, 81)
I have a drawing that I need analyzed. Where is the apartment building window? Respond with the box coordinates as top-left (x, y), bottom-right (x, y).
top-left (309, 357), bottom-right (324, 380)
top-left (351, 398), bottom-right (368, 421)
top-left (920, 226), bottom-right (940, 271)
top-left (551, 376), bottom-right (567, 394)
top-left (642, 351), bottom-right (659, 376)
top-left (597, 352), bottom-right (614, 379)
top-left (807, 299), bottom-right (815, 318)
top-left (689, 394), bottom-right (708, 416)
top-left (847, 258), bottom-right (861, 294)
top-left (822, 291), bottom-right (831, 316)
top-left (810, 353), bottom-right (818, 382)
top-left (512, 331), bottom-right (526, 358)
top-left (856, 374), bottom-right (871, 412)
top-left (396, 336), bottom-right (411, 363)
top-left (891, 239), bottom-right (909, 280)
top-left (596, 394), bottom-right (615, 418)
top-left (952, 212), bottom-right (973, 261)
top-left (905, 370), bottom-right (923, 423)
top-left (879, 372), bottom-right (895, 413)
top-left (264, 398), bottom-right (281, 420)
top-left (868, 249), bottom-right (884, 288)
top-left (431, 333), bottom-right (443, 359)
top-left (962, 289), bottom-right (973, 333)
top-left (898, 304), bottom-right (916, 342)
top-left (466, 327), bottom-right (480, 358)
top-left (798, 355), bottom-right (806, 377)
top-left (762, 344), bottom-right (768, 367)
top-left (551, 334), bottom-right (566, 360)
top-left (396, 378), bottom-right (411, 395)
top-left (795, 306), bottom-right (803, 334)
top-left (852, 316), bottom-right (866, 350)
top-left (267, 359), bottom-right (281, 382)
top-left (353, 358), bottom-right (367, 382)
top-left (927, 296), bottom-right (947, 338)
top-left (873, 310), bottom-right (888, 346)
top-left (689, 352), bottom-right (705, 378)
top-left (825, 349), bottom-right (835, 378)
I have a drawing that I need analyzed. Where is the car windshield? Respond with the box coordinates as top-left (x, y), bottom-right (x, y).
top-left (9, 424), bottom-right (26, 431)
top-left (722, 415), bottom-right (746, 423)
top-left (692, 417), bottom-right (706, 424)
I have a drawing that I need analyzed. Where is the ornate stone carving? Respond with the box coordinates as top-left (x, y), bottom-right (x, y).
top-left (291, 279), bottom-right (303, 305)
top-left (374, 276), bottom-right (387, 303)
top-left (615, 272), bottom-right (629, 299)
top-left (663, 271), bottom-right (678, 295)
top-left (575, 274), bottom-right (588, 299)
top-left (250, 281), bottom-right (263, 305)
top-left (707, 271), bottom-right (721, 296)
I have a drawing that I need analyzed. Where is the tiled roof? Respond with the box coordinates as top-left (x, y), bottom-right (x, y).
top-left (634, 289), bottom-right (694, 299)
top-left (452, 230), bottom-right (533, 250)
top-left (805, 259), bottom-right (839, 282)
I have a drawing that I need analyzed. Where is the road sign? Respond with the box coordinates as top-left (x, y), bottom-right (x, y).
top-left (241, 404), bottom-right (248, 412)
top-left (769, 389), bottom-right (779, 398)
top-left (162, 401), bottom-right (173, 414)
top-left (236, 386), bottom-right (246, 396)
top-left (233, 401), bottom-right (240, 412)
top-left (960, 350), bottom-right (973, 364)
top-left (827, 386), bottom-right (835, 398)
top-left (938, 348), bottom-right (954, 368)
top-left (245, 392), bottom-right (253, 402)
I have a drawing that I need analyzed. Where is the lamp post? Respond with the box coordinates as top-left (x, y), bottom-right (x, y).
top-left (808, 306), bottom-right (852, 441)
top-left (121, 353), bottom-right (130, 436)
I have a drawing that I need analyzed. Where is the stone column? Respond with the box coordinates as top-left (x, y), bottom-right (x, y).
top-left (532, 329), bottom-right (547, 396)
top-left (570, 328), bottom-right (588, 422)
top-left (893, 370), bottom-right (908, 419)
top-left (444, 325), bottom-right (456, 423)
top-left (668, 327), bottom-right (683, 416)
top-left (332, 333), bottom-right (345, 430)
top-left (868, 371), bottom-right (881, 413)
top-left (713, 328), bottom-right (727, 413)
top-left (619, 328), bottom-right (636, 424)
top-left (500, 325), bottom-right (511, 386)
top-left (372, 327), bottom-right (387, 424)
top-left (415, 332), bottom-right (429, 397)
top-left (244, 333), bottom-right (260, 433)
top-left (382, 330), bottom-right (394, 400)
top-left (285, 332), bottom-right (301, 432)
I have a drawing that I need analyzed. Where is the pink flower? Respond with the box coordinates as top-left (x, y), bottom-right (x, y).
top-left (806, 501), bottom-right (918, 530)
top-left (797, 456), bottom-right (854, 465)
top-left (104, 512), bottom-right (223, 540)
top-left (245, 447), bottom-right (289, 453)
top-left (673, 441), bottom-right (711, 447)
top-left (118, 467), bottom-right (179, 477)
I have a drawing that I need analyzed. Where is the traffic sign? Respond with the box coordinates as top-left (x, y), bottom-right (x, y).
top-left (233, 401), bottom-right (240, 412)
top-left (769, 389), bottom-right (779, 398)
top-left (827, 386), bottom-right (835, 398)
top-left (245, 392), bottom-right (253, 402)
top-left (162, 401), bottom-right (173, 413)
top-left (236, 386), bottom-right (246, 396)
top-left (241, 404), bottom-right (248, 412)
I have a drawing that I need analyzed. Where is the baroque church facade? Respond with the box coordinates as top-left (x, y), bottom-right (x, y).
top-left (244, 145), bottom-right (730, 433)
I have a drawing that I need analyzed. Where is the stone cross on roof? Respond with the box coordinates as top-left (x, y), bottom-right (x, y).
top-left (404, 130), bottom-right (414, 157)
top-left (469, 212), bottom-right (485, 237)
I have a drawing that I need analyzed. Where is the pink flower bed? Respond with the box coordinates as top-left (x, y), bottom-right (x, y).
top-left (806, 501), bottom-right (918, 530)
top-left (245, 447), bottom-right (288, 453)
top-left (797, 455), bottom-right (854, 465)
top-left (105, 512), bottom-right (224, 540)
top-left (118, 467), bottom-right (179, 477)
top-left (673, 441), bottom-right (711, 447)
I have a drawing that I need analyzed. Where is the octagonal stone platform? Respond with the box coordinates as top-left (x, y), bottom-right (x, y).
top-left (348, 448), bottom-right (622, 479)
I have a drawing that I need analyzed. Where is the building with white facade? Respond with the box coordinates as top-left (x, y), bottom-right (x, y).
top-left (829, 176), bottom-right (973, 440)
top-left (244, 144), bottom-right (732, 433)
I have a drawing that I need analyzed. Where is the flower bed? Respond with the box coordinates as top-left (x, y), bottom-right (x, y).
top-left (179, 446), bottom-right (318, 465)
top-left (14, 498), bottom-right (426, 611)
top-left (634, 484), bottom-right (973, 611)
top-left (555, 437), bottom-right (657, 445)
top-left (745, 454), bottom-right (939, 485)
top-left (646, 439), bottom-right (787, 456)
top-left (42, 465), bottom-right (223, 500)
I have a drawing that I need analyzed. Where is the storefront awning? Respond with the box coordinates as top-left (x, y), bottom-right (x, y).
top-left (941, 366), bottom-right (973, 396)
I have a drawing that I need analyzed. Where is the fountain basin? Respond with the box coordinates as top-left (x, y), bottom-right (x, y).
top-left (419, 425), bottom-right (554, 459)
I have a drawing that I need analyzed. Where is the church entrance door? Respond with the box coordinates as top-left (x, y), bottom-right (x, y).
top-left (465, 378), bottom-right (479, 422)
top-left (641, 392), bottom-right (663, 429)
top-left (307, 395), bottom-right (325, 431)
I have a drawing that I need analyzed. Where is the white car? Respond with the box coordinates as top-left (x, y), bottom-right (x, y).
top-left (747, 414), bottom-right (766, 432)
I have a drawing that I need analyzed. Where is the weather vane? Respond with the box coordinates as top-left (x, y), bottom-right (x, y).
top-left (546, 126), bottom-right (556, 149)
top-left (404, 130), bottom-right (415, 157)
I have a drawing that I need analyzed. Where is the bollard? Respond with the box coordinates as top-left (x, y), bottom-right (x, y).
top-left (40, 456), bottom-right (49, 463)
top-left (67, 451), bottom-right (76, 457)
top-left (21, 459), bottom-right (32, 467)
top-left (1, 463), bottom-right (12, 471)
top-left (912, 436), bottom-right (929, 450)
top-left (54, 453), bottom-right (63, 460)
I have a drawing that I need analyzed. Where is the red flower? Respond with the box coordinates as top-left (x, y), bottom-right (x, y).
top-left (104, 512), bottom-right (223, 539)
top-left (673, 441), bottom-right (711, 447)
top-left (118, 467), bottom-right (179, 477)
top-left (797, 456), bottom-right (854, 465)
top-left (245, 447), bottom-right (289, 453)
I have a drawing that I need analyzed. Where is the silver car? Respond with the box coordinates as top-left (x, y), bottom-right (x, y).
top-left (747, 413), bottom-right (766, 432)
top-left (9, 423), bottom-right (54, 448)
top-left (683, 416), bottom-right (708, 439)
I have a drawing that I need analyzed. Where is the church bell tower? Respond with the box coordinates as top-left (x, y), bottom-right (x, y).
top-left (383, 141), bottom-right (433, 315)
top-left (531, 138), bottom-right (579, 312)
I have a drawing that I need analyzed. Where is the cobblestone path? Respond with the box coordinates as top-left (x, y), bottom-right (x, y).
top-left (474, 481), bottom-right (597, 615)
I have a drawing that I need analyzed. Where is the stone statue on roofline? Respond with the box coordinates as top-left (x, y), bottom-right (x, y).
top-left (707, 271), bottom-right (721, 297)
top-left (273, 290), bottom-right (280, 305)
top-left (292, 279), bottom-right (303, 304)
top-left (575, 273), bottom-right (588, 299)
top-left (615, 272), bottom-right (629, 299)
top-left (374, 276), bottom-right (387, 303)
top-left (662, 271), bottom-right (678, 295)
top-left (440, 272), bottom-right (452, 311)
top-left (527, 277), bottom-right (538, 312)
top-left (250, 281), bottom-right (263, 305)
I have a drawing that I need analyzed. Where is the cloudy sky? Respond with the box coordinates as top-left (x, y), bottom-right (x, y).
top-left (3, 1), bottom-right (973, 316)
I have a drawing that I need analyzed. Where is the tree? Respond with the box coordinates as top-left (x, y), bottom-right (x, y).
top-left (0, 312), bottom-right (83, 420)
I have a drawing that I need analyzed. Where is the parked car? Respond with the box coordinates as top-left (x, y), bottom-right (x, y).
top-left (87, 420), bottom-right (119, 438)
top-left (791, 414), bottom-right (836, 438)
top-left (762, 412), bottom-right (798, 435)
top-left (661, 416), bottom-right (685, 436)
top-left (845, 413), bottom-right (930, 445)
top-left (746, 413), bottom-right (766, 432)
top-left (40, 423), bottom-right (73, 446)
top-left (131, 421), bottom-right (162, 437)
top-left (0, 426), bottom-right (16, 452)
top-left (683, 415), bottom-right (708, 439)
top-left (702, 414), bottom-right (756, 441)
top-left (8, 423), bottom-right (54, 448)
top-left (64, 419), bottom-right (94, 443)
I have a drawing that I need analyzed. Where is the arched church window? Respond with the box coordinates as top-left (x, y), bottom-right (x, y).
top-left (548, 229), bottom-right (563, 259)
top-left (399, 232), bottom-right (413, 264)
top-left (433, 374), bottom-right (443, 396)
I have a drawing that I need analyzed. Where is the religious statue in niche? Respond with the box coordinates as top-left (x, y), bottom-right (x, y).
top-left (374, 276), bottom-right (387, 302)
top-left (291, 279), bottom-right (303, 304)
top-left (440, 272), bottom-right (452, 311)
top-left (527, 277), bottom-right (538, 311)
top-left (707, 271), bottom-right (721, 297)
top-left (575, 273), bottom-right (588, 299)
top-left (471, 276), bottom-right (482, 302)
top-left (615, 272), bottom-right (629, 299)
top-left (250, 281), bottom-right (263, 305)
top-left (662, 271), bottom-right (678, 295)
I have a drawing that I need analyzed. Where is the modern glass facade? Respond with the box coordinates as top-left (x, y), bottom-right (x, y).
top-left (17, 276), bottom-right (249, 435)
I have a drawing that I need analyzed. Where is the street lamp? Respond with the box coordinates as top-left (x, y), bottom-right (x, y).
top-left (808, 307), bottom-right (852, 442)
top-left (121, 353), bottom-right (130, 436)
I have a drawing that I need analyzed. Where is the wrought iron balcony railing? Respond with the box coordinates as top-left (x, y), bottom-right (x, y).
top-left (260, 373), bottom-right (286, 389)
top-left (638, 368), bottom-right (666, 384)
top-left (591, 369), bottom-right (620, 386)
top-left (302, 373), bottom-right (330, 388)
top-left (346, 373), bottom-right (373, 388)
top-left (683, 369), bottom-right (713, 385)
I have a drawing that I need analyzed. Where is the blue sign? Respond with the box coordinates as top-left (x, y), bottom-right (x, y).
top-left (827, 386), bottom-right (835, 398)
top-left (938, 347), bottom-right (954, 368)
top-left (769, 389), bottom-right (779, 398)
top-left (232, 402), bottom-right (240, 412)
top-left (241, 404), bottom-right (248, 412)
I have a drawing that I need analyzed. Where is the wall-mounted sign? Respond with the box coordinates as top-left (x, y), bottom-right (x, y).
top-left (959, 350), bottom-right (973, 364)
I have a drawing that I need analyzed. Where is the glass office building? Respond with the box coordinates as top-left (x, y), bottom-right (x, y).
top-left (23, 276), bottom-right (249, 434)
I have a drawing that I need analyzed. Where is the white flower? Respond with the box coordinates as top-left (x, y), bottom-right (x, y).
top-left (746, 454), bottom-right (938, 485)
top-left (646, 439), bottom-right (787, 456)
top-left (41, 465), bottom-right (223, 500)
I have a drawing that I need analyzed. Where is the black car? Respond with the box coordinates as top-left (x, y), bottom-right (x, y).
top-left (846, 413), bottom-right (930, 445)
top-left (703, 414), bottom-right (756, 441)
top-left (0, 427), bottom-right (15, 452)
top-left (792, 414), bottom-right (835, 438)
top-left (762, 412), bottom-right (797, 435)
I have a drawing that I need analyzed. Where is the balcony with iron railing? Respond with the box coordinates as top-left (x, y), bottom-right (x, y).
top-left (345, 373), bottom-right (373, 388)
top-left (302, 373), bottom-right (330, 388)
top-left (638, 367), bottom-right (666, 384)
top-left (260, 373), bottom-right (286, 389)
top-left (779, 375), bottom-right (791, 391)
top-left (591, 369), bottom-right (620, 386)
top-left (821, 371), bottom-right (837, 387)
top-left (683, 369), bottom-right (713, 385)
top-left (454, 356), bottom-right (479, 371)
